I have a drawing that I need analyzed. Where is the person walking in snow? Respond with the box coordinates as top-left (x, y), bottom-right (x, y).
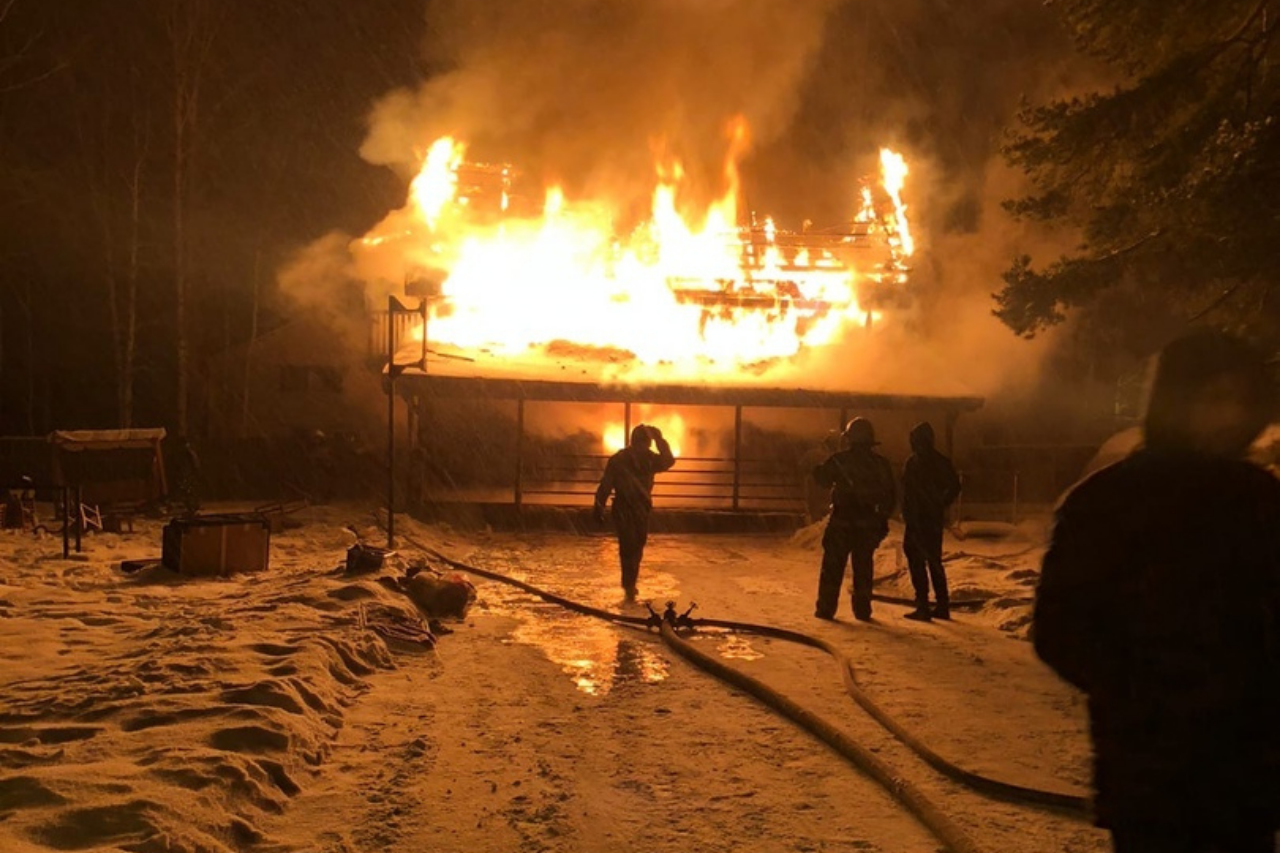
top-left (812, 417), bottom-right (896, 621)
top-left (1034, 331), bottom-right (1280, 853)
top-left (901, 422), bottom-right (961, 621)
top-left (594, 424), bottom-right (676, 600)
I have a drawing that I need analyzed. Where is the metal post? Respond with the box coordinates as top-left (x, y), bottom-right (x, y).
top-left (61, 486), bottom-right (69, 559)
top-left (418, 297), bottom-right (429, 512)
top-left (75, 484), bottom-right (83, 553)
top-left (420, 299), bottom-right (429, 366)
top-left (623, 401), bottom-right (632, 443)
top-left (387, 295), bottom-right (396, 550)
top-left (514, 398), bottom-right (525, 512)
top-left (732, 405), bottom-right (743, 511)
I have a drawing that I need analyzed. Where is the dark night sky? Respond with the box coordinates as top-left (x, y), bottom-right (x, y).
top-left (0, 0), bottom-right (1072, 436)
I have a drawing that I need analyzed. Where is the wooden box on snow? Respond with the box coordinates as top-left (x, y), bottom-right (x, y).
top-left (161, 513), bottom-right (270, 576)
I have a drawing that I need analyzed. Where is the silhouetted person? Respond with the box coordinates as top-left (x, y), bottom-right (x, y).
top-left (802, 429), bottom-right (841, 525)
top-left (305, 430), bottom-right (336, 504)
top-left (174, 437), bottom-right (202, 516)
top-left (812, 418), bottom-right (896, 621)
top-left (594, 424), bottom-right (675, 600)
top-left (902, 422), bottom-right (961, 622)
top-left (1034, 331), bottom-right (1280, 853)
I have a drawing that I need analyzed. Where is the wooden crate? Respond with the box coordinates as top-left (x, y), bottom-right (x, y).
top-left (161, 514), bottom-right (270, 577)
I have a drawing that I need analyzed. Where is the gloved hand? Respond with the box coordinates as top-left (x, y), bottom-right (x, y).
top-left (592, 504), bottom-right (605, 525)
top-left (648, 425), bottom-right (663, 440)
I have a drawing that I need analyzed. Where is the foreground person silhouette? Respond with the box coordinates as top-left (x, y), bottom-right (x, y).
top-left (1034, 331), bottom-right (1280, 853)
top-left (594, 424), bottom-right (675, 600)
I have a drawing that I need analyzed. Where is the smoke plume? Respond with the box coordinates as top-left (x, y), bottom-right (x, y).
top-left (361, 0), bottom-right (839, 206)
top-left (282, 0), bottom-right (1097, 410)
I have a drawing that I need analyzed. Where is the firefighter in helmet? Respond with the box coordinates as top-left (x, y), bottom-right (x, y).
top-left (811, 417), bottom-right (896, 620)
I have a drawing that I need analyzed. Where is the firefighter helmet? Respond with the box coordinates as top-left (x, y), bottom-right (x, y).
top-left (843, 417), bottom-right (878, 446)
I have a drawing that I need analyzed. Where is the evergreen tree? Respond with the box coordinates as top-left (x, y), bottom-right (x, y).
top-left (998, 0), bottom-right (1280, 351)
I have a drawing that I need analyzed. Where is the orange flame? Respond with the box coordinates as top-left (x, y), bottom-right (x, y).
top-left (410, 137), bottom-right (466, 229)
top-left (878, 148), bottom-right (913, 258)
top-left (357, 118), bottom-right (915, 383)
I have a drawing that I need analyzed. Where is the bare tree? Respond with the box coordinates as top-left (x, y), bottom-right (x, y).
top-left (241, 248), bottom-right (261, 435)
top-left (0, 0), bottom-right (61, 433)
top-left (119, 106), bottom-right (146, 428)
top-left (68, 30), bottom-right (153, 430)
top-left (166, 0), bottom-right (220, 436)
top-left (0, 0), bottom-right (60, 94)
top-left (13, 280), bottom-right (35, 434)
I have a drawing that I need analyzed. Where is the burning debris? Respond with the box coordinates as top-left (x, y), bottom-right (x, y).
top-left (354, 119), bottom-right (917, 384)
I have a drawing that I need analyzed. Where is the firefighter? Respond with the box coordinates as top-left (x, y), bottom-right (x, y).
top-left (812, 417), bottom-right (896, 621)
top-left (593, 424), bottom-right (676, 600)
top-left (1034, 331), bottom-right (1280, 852)
top-left (901, 421), bottom-right (961, 621)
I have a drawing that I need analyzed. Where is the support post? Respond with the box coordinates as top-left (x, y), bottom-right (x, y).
top-left (386, 295), bottom-right (396, 549)
top-left (61, 486), bottom-right (69, 559)
top-left (417, 296), bottom-right (429, 511)
top-left (386, 293), bottom-right (429, 542)
top-left (732, 405), bottom-right (743, 511)
top-left (75, 483), bottom-right (83, 553)
top-left (514, 398), bottom-right (525, 512)
top-left (623, 401), bottom-right (632, 443)
top-left (944, 407), bottom-right (959, 458)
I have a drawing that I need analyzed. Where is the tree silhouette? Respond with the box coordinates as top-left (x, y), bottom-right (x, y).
top-left (998, 0), bottom-right (1280, 352)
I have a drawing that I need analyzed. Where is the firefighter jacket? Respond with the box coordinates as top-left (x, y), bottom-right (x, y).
top-left (812, 448), bottom-right (896, 531)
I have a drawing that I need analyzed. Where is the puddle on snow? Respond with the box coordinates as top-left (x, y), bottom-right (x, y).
top-left (505, 610), bottom-right (671, 696)
top-left (714, 634), bottom-right (764, 662)
top-left (479, 544), bottom-right (678, 696)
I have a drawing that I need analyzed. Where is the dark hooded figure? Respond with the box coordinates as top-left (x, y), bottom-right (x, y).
top-left (594, 424), bottom-right (676, 600)
top-left (812, 417), bottom-right (896, 621)
top-left (174, 436), bottom-right (202, 516)
top-left (902, 422), bottom-right (961, 621)
top-left (1034, 331), bottom-right (1280, 853)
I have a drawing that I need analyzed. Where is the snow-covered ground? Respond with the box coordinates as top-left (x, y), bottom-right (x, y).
top-left (0, 503), bottom-right (1108, 853)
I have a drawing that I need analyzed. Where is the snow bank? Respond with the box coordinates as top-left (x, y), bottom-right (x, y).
top-left (0, 511), bottom-right (443, 852)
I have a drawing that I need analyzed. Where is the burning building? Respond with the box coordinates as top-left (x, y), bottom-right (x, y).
top-left (349, 119), bottom-right (981, 518)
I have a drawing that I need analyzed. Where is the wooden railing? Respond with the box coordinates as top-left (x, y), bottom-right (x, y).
top-left (516, 453), bottom-right (806, 512)
top-left (367, 310), bottom-right (422, 362)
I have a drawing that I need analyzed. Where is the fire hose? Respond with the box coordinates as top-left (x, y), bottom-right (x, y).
top-left (404, 536), bottom-right (1090, 853)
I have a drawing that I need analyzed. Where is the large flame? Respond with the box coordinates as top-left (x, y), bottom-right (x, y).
top-left (357, 118), bottom-right (914, 383)
top-left (878, 148), bottom-right (914, 258)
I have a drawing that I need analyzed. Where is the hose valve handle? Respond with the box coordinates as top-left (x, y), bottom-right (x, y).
top-left (662, 601), bottom-right (679, 626)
